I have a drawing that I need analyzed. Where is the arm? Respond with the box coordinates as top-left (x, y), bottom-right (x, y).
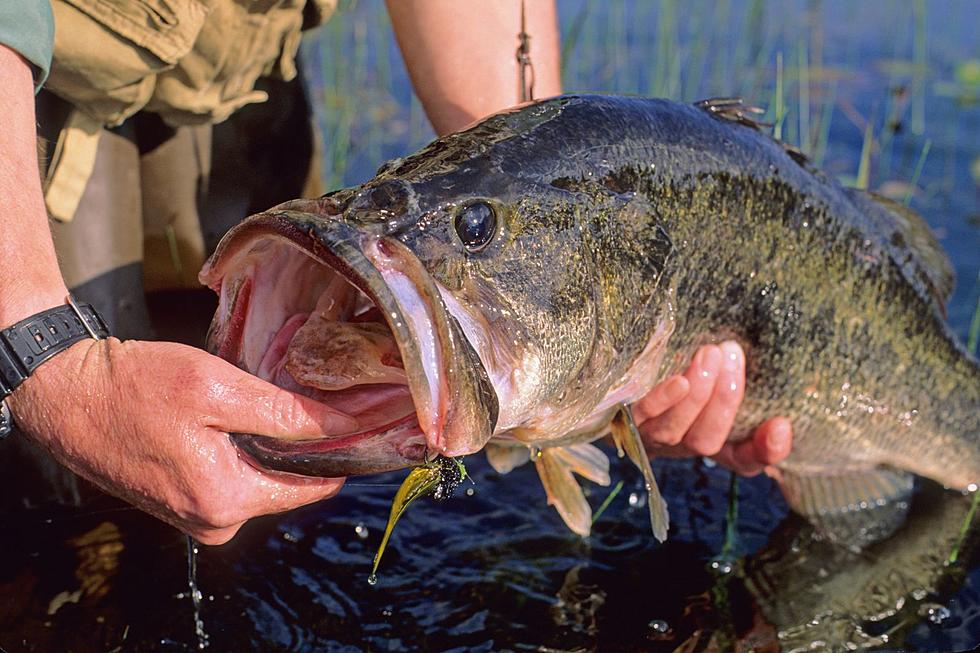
top-left (386, 0), bottom-right (561, 135)
top-left (1, 46), bottom-right (353, 543)
top-left (0, 45), bottom-right (68, 322)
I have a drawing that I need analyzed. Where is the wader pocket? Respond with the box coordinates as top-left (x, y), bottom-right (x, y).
top-left (147, 0), bottom-right (320, 126)
top-left (48, 0), bottom-right (209, 126)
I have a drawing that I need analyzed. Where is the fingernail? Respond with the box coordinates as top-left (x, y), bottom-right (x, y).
top-left (663, 375), bottom-right (689, 403)
top-left (720, 341), bottom-right (743, 373)
top-left (766, 420), bottom-right (791, 456)
top-left (700, 345), bottom-right (721, 377)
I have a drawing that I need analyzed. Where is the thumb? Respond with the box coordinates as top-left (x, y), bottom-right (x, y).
top-left (199, 351), bottom-right (359, 439)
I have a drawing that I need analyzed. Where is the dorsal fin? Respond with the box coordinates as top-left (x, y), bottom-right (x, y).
top-left (855, 191), bottom-right (955, 315)
top-left (695, 97), bottom-right (809, 166)
top-left (694, 97), bottom-right (770, 131)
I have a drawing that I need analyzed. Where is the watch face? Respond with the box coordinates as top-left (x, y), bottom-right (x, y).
top-left (0, 400), bottom-right (12, 438)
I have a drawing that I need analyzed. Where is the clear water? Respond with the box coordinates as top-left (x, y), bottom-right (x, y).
top-left (2, 1), bottom-right (978, 651)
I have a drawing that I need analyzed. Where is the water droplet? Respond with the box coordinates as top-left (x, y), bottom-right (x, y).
top-left (968, 483), bottom-right (978, 493)
top-left (709, 560), bottom-right (733, 575)
top-left (465, 487), bottom-right (475, 497)
top-left (382, 607), bottom-right (393, 617)
top-left (355, 523), bottom-right (369, 539)
top-left (367, 574), bottom-right (378, 586)
top-left (628, 492), bottom-right (645, 508)
top-left (648, 619), bottom-right (669, 633)
top-left (924, 604), bottom-right (951, 625)
top-left (282, 531), bottom-right (298, 543)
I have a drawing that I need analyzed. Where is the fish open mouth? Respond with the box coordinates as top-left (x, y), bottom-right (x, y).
top-left (199, 209), bottom-right (498, 477)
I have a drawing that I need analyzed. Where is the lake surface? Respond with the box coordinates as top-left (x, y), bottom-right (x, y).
top-left (2, 1), bottom-right (978, 651)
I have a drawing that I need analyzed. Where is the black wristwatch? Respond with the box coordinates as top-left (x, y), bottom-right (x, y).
top-left (0, 296), bottom-right (110, 438)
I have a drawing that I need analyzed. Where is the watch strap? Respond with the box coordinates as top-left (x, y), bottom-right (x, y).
top-left (0, 301), bottom-right (109, 397)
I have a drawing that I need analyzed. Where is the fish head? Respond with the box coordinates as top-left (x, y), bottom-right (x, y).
top-left (200, 100), bottom-right (674, 475)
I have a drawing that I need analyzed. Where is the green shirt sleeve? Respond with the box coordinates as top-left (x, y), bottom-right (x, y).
top-left (0, 1), bottom-right (55, 91)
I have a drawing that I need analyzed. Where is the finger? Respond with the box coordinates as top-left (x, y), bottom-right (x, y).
top-left (193, 522), bottom-right (246, 546)
top-left (639, 345), bottom-right (721, 447)
top-left (752, 416), bottom-right (793, 465)
top-left (681, 341), bottom-right (745, 456)
top-left (634, 375), bottom-right (690, 421)
top-left (712, 441), bottom-right (764, 476)
top-left (641, 440), bottom-right (710, 459)
top-left (192, 459), bottom-right (346, 529)
top-left (240, 471), bottom-right (345, 517)
top-left (711, 417), bottom-right (793, 476)
top-left (201, 353), bottom-right (360, 438)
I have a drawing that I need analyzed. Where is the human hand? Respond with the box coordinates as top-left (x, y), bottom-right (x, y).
top-left (7, 338), bottom-right (359, 544)
top-left (633, 341), bottom-right (793, 476)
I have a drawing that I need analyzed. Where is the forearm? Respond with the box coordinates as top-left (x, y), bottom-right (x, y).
top-left (386, 0), bottom-right (562, 135)
top-left (0, 45), bottom-right (68, 327)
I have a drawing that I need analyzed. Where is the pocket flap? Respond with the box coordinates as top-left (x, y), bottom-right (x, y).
top-left (62, 0), bottom-right (209, 64)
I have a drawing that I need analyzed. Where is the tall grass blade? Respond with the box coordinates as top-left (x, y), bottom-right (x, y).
top-left (912, 0), bottom-right (927, 135)
top-left (773, 51), bottom-right (785, 141)
top-left (798, 37), bottom-right (810, 152)
top-left (855, 120), bottom-right (874, 190)
top-left (903, 138), bottom-right (932, 205)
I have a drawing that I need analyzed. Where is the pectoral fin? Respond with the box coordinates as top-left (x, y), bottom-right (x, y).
top-left (778, 467), bottom-right (915, 549)
top-left (534, 444), bottom-right (611, 536)
top-left (610, 404), bottom-right (670, 542)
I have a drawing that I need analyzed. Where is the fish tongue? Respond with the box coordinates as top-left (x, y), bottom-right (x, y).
top-left (284, 311), bottom-right (406, 391)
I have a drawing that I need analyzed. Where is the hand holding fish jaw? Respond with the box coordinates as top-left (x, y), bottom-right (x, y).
top-left (7, 338), bottom-right (358, 545)
top-left (635, 341), bottom-right (794, 476)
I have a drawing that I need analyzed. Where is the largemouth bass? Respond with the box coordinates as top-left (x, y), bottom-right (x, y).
top-left (200, 95), bottom-right (980, 542)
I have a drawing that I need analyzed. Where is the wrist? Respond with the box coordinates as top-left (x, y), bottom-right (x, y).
top-left (0, 299), bottom-right (109, 437)
top-left (0, 284), bottom-right (71, 330)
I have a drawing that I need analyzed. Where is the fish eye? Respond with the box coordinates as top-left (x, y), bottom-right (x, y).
top-left (454, 202), bottom-right (497, 253)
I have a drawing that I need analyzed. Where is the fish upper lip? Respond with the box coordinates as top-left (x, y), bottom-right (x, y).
top-left (360, 234), bottom-right (499, 456)
top-left (200, 209), bottom-right (498, 472)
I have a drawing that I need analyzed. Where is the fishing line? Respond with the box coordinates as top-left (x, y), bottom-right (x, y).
top-left (517, 0), bottom-right (535, 102)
